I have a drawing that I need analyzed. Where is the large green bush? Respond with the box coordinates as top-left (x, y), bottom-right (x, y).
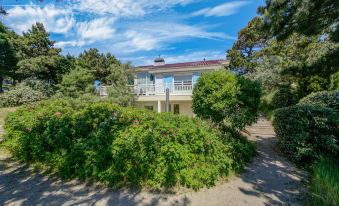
top-left (56, 67), bottom-right (95, 98)
top-left (298, 91), bottom-right (339, 112)
top-left (273, 105), bottom-right (339, 165)
top-left (2, 100), bottom-right (255, 190)
top-left (192, 70), bottom-right (261, 130)
top-left (271, 86), bottom-right (297, 109)
top-left (0, 85), bottom-right (45, 107)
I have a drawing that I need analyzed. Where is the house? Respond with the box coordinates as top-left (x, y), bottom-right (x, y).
top-left (101, 57), bottom-right (228, 116)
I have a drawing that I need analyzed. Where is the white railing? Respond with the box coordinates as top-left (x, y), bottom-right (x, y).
top-left (100, 84), bottom-right (194, 96)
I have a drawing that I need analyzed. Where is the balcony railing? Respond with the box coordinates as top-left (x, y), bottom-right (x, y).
top-left (100, 83), bottom-right (194, 96)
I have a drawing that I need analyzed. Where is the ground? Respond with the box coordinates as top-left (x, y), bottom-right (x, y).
top-left (0, 118), bottom-right (307, 206)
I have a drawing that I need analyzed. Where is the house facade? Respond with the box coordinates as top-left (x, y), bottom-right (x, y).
top-left (129, 57), bottom-right (229, 116)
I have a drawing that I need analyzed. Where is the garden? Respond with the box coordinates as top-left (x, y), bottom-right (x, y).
top-left (1, 0), bottom-right (338, 205)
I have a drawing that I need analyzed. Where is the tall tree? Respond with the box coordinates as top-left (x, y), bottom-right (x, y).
top-left (77, 48), bottom-right (121, 83)
top-left (258, 0), bottom-right (339, 42)
top-left (227, 17), bottom-right (268, 72)
top-left (15, 23), bottom-right (65, 83)
top-left (0, 23), bottom-right (17, 93)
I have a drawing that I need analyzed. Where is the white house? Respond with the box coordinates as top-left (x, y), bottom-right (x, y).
top-left (131, 57), bottom-right (230, 116)
top-left (101, 57), bottom-right (229, 116)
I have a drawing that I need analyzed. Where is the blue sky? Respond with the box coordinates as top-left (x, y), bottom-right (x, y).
top-left (3, 0), bottom-right (264, 66)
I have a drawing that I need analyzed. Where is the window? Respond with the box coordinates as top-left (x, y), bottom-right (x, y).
top-left (174, 104), bottom-right (180, 114)
top-left (144, 106), bottom-right (154, 111)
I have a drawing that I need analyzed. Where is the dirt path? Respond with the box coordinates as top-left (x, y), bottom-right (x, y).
top-left (0, 118), bottom-right (307, 206)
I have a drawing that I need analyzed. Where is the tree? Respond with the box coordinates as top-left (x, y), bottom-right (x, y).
top-left (15, 23), bottom-right (66, 83)
top-left (192, 70), bottom-right (261, 130)
top-left (259, 0), bottom-right (339, 42)
top-left (57, 67), bottom-right (95, 98)
top-left (77, 48), bottom-right (121, 83)
top-left (0, 23), bottom-right (18, 93)
top-left (227, 17), bottom-right (268, 72)
top-left (107, 63), bottom-right (135, 106)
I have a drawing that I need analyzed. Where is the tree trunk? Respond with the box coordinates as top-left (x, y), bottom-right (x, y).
top-left (0, 76), bottom-right (3, 93)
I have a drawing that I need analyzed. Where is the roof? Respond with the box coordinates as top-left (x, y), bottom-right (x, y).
top-left (136, 59), bottom-right (228, 70)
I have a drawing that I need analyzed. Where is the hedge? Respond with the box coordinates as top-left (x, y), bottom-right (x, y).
top-left (298, 91), bottom-right (339, 112)
top-left (273, 105), bottom-right (339, 165)
top-left (2, 99), bottom-right (255, 190)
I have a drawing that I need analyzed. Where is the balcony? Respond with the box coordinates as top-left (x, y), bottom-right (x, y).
top-left (100, 83), bottom-right (194, 96)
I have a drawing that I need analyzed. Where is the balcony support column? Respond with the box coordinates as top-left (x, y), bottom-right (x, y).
top-left (157, 100), bottom-right (161, 113)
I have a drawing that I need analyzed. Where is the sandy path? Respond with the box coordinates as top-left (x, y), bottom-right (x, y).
top-left (0, 118), bottom-right (306, 206)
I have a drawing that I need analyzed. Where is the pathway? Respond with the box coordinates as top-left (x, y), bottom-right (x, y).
top-left (0, 118), bottom-right (307, 206)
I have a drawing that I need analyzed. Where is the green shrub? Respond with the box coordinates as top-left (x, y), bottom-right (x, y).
top-left (273, 105), bottom-right (339, 165)
top-left (22, 78), bottom-right (55, 97)
top-left (307, 156), bottom-right (339, 206)
top-left (56, 67), bottom-right (95, 98)
top-left (2, 99), bottom-right (255, 190)
top-left (192, 70), bottom-right (261, 130)
top-left (259, 91), bottom-right (275, 120)
top-left (329, 71), bottom-right (339, 91)
top-left (0, 85), bottom-right (45, 107)
top-left (271, 86), bottom-right (297, 109)
top-left (299, 91), bottom-right (339, 112)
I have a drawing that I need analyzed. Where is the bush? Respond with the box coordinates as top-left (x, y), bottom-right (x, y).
top-left (22, 78), bottom-right (55, 97)
top-left (329, 71), bottom-right (339, 91)
top-left (299, 91), bottom-right (339, 112)
top-left (307, 156), bottom-right (339, 206)
top-left (0, 85), bottom-right (45, 107)
top-left (56, 67), bottom-right (95, 98)
top-left (2, 99), bottom-right (255, 190)
top-left (271, 86), bottom-right (297, 109)
top-left (192, 70), bottom-right (261, 130)
top-left (273, 105), bottom-right (339, 165)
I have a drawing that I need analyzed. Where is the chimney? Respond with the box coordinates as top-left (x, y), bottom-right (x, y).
top-left (154, 55), bottom-right (165, 66)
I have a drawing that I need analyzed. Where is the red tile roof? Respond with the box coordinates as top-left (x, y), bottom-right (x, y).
top-left (137, 59), bottom-right (227, 69)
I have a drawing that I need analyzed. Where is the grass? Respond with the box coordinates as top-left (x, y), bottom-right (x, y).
top-left (307, 156), bottom-right (339, 206)
top-left (0, 107), bottom-right (17, 125)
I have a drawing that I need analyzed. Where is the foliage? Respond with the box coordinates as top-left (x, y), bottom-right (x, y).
top-left (307, 156), bottom-right (339, 206)
top-left (192, 70), bottom-right (261, 130)
top-left (329, 71), bottom-right (339, 91)
top-left (227, 17), bottom-right (268, 72)
top-left (0, 107), bottom-right (17, 125)
top-left (77, 48), bottom-right (121, 84)
top-left (259, 0), bottom-right (339, 42)
top-left (0, 23), bottom-right (18, 93)
top-left (299, 91), bottom-right (339, 112)
top-left (57, 67), bottom-right (95, 98)
top-left (271, 86), bottom-right (297, 109)
top-left (14, 23), bottom-right (67, 83)
top-left (273, 105), bottom-right (339, 165)
top-left (258, 91), bottom-right (275, 120)
top-left (1, 100), bottom-right (255, 190)
top-left (107, 63), bottom-right (135, 106)
top-left (0, 85), bottom-right (45, 107)
top-left (22, 78), bottom-right (55, 97)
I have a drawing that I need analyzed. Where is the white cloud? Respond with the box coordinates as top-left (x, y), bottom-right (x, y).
top-left (77, 18), bottom-right (116, 41)
top-left (192, 1), bottom-right (250, 17)
top-left (5, 5), bottom-right (75, 34)
top-left (55, 17), bottom-right (116, 47)
top-left (114, 22), bottom-right (235, 53)
top-left (73, 0), bottom-right (195, 17)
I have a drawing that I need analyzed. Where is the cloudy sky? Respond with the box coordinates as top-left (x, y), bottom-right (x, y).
top-left (3, 0), bottom-right (264, 65)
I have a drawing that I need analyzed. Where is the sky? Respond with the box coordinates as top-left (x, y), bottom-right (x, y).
top-left (2, 0), bottom-right (264, 66)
